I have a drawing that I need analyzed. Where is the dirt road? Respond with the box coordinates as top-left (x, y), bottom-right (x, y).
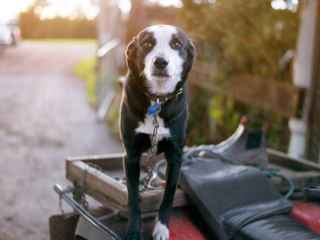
top-left (0, 42), bottom-right (122, 240)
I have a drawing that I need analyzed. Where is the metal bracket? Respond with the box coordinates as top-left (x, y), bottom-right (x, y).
top-left (54, 184), bottom-right (122, 240)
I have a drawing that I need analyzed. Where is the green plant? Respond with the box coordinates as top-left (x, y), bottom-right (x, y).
top-left (74, 57), bottom-right (97, 106)
top-left (179, 0), bottom-right (298, 149)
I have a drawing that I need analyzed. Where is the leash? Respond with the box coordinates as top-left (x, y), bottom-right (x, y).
top-left (140, 98), bottom-right (162, 192)
top-left (140, 88), bottom-right (183, 192)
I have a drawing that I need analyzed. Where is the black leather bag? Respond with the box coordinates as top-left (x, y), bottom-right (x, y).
top-left (180, 157), bottom-right (320, 239)
top-left (179, 124), bottom-right (320, 240)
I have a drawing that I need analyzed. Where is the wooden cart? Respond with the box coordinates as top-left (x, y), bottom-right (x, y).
top-left (50, 149), bottom-right (320, 240)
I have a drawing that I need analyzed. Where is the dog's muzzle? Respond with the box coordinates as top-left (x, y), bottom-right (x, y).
top-left (152, 57), bottom-right (170, 77)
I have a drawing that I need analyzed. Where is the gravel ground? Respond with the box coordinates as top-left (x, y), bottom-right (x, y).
top-left (0, 42), bottom-right (122, 240)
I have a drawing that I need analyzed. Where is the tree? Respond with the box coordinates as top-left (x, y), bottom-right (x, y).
top-left (179, 0), bottom-right (299, 150)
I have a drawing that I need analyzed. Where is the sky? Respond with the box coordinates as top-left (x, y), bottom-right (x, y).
top-left (0, 0), bottom-right (297, 22)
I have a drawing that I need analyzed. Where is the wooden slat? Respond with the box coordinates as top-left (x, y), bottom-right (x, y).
top-left (66, 153), bottom-right (163, 171)
top-left (83, 187), bottom-right (127, 211)
top-left (49, 208), bottom-right (114, 240)
top-left (66, 152), bottom-right (125, 162)
top-left (66, 160), bottom-right (128, 205)
top-left (140, 189), bottom-right (187, 212)
top-left (268, 148), bottom-right (320, 172)
top-left (66, 156), bottom-right (188, 215)
top-left (49, 212), bottom-right (79, 240)
top-left (268, 149), bottom-right (320, 192)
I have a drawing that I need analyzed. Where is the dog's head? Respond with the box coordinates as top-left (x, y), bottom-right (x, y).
top-left (126, 25), bottom-right (195, 95)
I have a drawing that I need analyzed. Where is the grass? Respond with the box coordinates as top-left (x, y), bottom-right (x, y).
top-left (24, 38), bottom-right (96, 44)
top-left (73, 56), bottom-right (97, 105)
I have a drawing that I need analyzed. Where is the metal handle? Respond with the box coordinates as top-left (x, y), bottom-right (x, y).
top-left (54, 184), bottom-right (122, 240)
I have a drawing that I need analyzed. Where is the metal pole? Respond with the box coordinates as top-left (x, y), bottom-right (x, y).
top-left (54, 184), bottom-right (122, 240)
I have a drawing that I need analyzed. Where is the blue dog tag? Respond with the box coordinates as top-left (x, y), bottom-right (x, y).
top-left (147, 102), bottom-right (161, 116)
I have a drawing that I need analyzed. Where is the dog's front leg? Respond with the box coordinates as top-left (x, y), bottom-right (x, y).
top-left (124, 153), bottom-right (142, 240)
top-left (153, 146), bottom-right (182, 240)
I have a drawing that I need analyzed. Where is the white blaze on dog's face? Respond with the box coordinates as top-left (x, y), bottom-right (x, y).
top-left (126, 25), bottom-right (195, 96)
top-left (143, 25), bottom-right (184, 95)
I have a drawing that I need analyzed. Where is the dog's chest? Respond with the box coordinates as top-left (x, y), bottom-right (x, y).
top-left (135, 113), bottom-right (171, 140)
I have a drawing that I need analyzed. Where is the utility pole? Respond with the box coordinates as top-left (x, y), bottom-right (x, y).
top-left (289, 0), bottom-right (320, 159)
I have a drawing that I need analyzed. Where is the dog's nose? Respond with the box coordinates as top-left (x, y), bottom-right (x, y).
top-left (154, 57), bottom-right (168, 69)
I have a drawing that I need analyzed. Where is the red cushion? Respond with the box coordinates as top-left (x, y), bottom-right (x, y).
top-left (292, 202), bottom-right (320, 234)
top-left (169, 213), bottom-right (206, 240)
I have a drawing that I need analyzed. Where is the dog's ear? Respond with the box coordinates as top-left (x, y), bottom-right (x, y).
top-left (125, 37), bottom-right (138, 74)
top-left (187, 39), bottom-right (196, 66)
top-left (183, 39), bottom-right (196, 77)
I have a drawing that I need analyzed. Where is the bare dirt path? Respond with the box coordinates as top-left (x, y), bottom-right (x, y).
top-left (0, 42), bottom-right (122, 240)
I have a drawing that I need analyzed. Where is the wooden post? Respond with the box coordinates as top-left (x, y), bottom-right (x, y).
top-left (126, 0), bottom-right (147, 42)
top-left (289, 0), bottom-right (320, 159)
top-left (96, 0), bottom-right (124, 114)
top-left (305, 1), bottom-right (320, 162)
top-left (97, 0), bottom-right (122, 46)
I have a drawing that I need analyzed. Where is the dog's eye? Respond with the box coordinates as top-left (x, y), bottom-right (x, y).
top-left (171, 39), bottom-right (182, 49)
top-left (142, 41), bottom-right (153, 49)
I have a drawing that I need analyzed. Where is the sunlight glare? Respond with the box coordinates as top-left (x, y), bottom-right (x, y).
top-left (0, 0), bottom-right (33, 22)
top-left (117, 0), bottom-right (182, 15)
top-left (271, 0), bottom-right (298, 11)
top-left (38, 0), bottom-right (99, 19)
top-left (118, 0), bottom-right (132, 15)
top-left (271, 0), bottom-right (288, 10)
top-left (148, 0), bottom-right (182, 7)
top-left (0, 0), bottom-right (184, 21)
top-left (0, 0), bottom-right (99, 21)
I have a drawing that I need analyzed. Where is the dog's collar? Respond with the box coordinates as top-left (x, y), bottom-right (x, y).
top-left (145, 88), bottom-right (183, 104)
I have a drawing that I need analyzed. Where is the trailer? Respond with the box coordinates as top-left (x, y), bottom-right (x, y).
top-left (49, 123), bottom-right (320, 240)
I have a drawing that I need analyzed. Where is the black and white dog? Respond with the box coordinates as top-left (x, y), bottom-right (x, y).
top-left (120, 25), bottom-right (195, 240)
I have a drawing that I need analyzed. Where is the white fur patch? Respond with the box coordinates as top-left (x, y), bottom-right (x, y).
top-left (135, 112), bottom-right (171, 140)
top-left (153, 220), bottom-right (170, 240)
top-left (144, 25), bottom-right (183, 95)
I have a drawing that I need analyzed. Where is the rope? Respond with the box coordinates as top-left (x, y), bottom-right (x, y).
top-left (259, 168), bottom-right (295, 199)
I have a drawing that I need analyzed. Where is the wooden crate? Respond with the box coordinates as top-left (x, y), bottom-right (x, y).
top-left (268, 149), bottom-right (320, 192)
top-left (66, 150), bottom-right (320, 216)
top-left (66, 153), bottom-right (187, 215)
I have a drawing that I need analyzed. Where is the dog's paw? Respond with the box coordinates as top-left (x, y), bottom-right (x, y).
top-left (152, 220), bottom-right (169, 240)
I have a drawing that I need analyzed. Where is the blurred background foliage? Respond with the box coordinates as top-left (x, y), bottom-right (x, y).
top-left (19, 0), bottom-right (301, 152)
top-left (178, 0), bottom-right (299, 150)
top-left (74, 57), bottom-right (97, 105)
top-left (19, 1), bottom-right (96, 39)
